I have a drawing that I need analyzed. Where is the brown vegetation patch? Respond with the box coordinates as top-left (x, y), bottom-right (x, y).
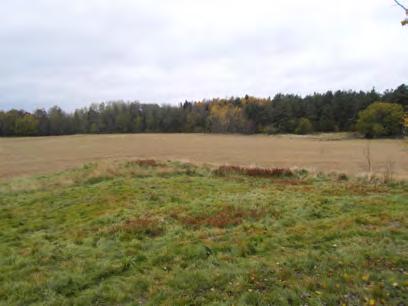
top-left (109, 216), bottom-right (164, 237)
top-left (214, 165), bottom-right (293, 178)
top-left (174, 206), bottom-right (263, 228)
top-left (127, 159), bottom-right (161, 167)
top-left (346, 183), bottom-right (389, 195)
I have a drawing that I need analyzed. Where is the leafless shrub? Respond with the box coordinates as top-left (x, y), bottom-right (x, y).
top-left (383, 159), bottom-right (396, 183)
top-left (363, 141), bottom-right (372, 174)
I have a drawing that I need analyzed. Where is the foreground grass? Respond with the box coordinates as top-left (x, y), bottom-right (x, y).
top-left (0, 161), bottom-right (407, 305)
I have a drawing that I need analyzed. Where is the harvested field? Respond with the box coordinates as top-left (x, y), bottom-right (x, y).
top-left (0, 133), bottom-right (407, 179)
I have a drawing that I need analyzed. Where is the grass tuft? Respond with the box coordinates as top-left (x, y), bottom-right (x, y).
top-left (108, 216), bottom-right (164, 237)
top-left (173, 206), bottom-right (263, 229)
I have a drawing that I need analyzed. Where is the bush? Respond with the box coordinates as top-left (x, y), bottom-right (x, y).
top-left (295, 118), bottom-right (313, 135)
top-left (263, 124), bottom-right (279, 135)
top-left (356, 102), bottom-right (404, 138)
top-left (214, 165), bottom-right (293, 178)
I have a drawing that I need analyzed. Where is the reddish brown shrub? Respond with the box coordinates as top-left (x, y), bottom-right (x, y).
top-left (214, 165), bottom-right (293, 178)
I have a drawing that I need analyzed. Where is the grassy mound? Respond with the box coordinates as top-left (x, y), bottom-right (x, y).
top-left (0, 161), bottom-right (407, 305)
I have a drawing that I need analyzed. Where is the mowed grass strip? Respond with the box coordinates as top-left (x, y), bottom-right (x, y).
top-left (0, 161), bottom-right (407, 305)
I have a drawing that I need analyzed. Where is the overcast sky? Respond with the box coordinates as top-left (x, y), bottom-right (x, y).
top-left (0, 0), bottom-right (407, 111)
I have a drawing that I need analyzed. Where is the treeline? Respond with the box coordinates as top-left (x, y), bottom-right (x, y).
top-left (0, 84), bottom-right (407, 137)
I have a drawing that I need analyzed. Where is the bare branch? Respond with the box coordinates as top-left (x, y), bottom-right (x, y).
top-left (394, 0), bottom-right (407, 11)
top-left (363, 141), bottom-right (372, 174)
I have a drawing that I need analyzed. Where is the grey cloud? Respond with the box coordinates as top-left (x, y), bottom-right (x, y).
top-left (0, 0), bottom-right (407, 110)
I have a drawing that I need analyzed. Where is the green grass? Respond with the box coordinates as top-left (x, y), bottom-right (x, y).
top-left (0, 160), bottom-right (407, 305)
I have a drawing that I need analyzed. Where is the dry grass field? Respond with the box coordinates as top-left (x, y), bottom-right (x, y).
top-left (0, 133), bottom-right (407, 180)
